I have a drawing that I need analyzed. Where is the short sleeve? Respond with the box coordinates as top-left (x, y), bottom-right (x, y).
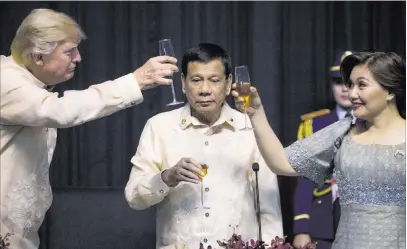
top-left (285, 116), bottom-right (353, 186)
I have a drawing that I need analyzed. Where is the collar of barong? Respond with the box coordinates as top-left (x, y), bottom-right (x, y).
top-left (178, 103), bottom-right (239, 132)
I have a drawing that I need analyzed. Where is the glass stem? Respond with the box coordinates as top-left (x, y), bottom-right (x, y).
top-left (201, 182), bottom-right (204, 207)
top-left (200, 182), bottom-right (204, 243)
top-left (244, 108), bottom-right (248, 128)
top-left (170, 82), bottom-right (177, 101)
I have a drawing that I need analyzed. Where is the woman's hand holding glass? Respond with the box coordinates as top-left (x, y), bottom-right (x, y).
top-left (231, 83), bottom-right (263, 117)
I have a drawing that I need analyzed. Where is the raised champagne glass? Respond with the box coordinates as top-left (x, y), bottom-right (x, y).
top-left (235, 65), bottom-right (253, 131)
top-left (158, 39), bottom-right (184, 106)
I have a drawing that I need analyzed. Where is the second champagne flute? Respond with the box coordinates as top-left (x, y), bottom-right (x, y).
top-left (235, 65), bottom-right (253, 131)
top-left (194, 162), bottom-right (209, 208)
top-left (158, 39), bottom-right (184, 106)
top-left (194, 159), bottom-right (209, 244)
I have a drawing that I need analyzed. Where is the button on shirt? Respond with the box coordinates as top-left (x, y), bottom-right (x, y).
top-left (125, 103), bottom-right (283, 249)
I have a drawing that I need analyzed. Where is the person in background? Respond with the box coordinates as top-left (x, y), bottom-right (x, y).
top-left (232, 51), bottom-right (406, 248)
top-left (292, 51), bottom-right (353, 249)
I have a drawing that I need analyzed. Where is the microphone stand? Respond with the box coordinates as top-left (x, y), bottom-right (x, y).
top-left (252, 162), bottom-right (262, 243)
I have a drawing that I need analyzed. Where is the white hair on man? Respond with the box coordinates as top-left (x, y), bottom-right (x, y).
top-left (10, 8), bottom-right (87, 66)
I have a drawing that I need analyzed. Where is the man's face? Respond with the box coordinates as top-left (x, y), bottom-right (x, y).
top-left (40, 39), bottom-right (82, 85)
top-left (182, 59), bottom-right (231, 117)
top-left (331, 78), bottom-right (352, 108)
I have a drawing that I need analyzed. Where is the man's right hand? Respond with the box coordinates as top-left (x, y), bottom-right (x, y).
top-left (293, 234), bottom-right (312, 249)
top-left (133, 56), bottom-right (179, 90)
top-left (161, 158), bottom-right (203, 187)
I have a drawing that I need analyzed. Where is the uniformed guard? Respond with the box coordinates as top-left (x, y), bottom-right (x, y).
top-left (292, 51), bottom-right (353, 249)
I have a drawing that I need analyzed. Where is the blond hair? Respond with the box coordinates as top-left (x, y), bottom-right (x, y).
top-left (10, 8), bottom-right (87, 65)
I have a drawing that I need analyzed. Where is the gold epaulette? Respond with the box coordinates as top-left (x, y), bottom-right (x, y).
top-left (300, 109), bottom-right (330, 121)
top-left (313, 186), bottom-right (331, 197)
top-left (313, 179), bottom-right (333, 197)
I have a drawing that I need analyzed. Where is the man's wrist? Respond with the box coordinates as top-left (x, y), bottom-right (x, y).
top-left (133, 70), bottom-right (145, 90)
top-left (161, 169), bottom-right (176, 187)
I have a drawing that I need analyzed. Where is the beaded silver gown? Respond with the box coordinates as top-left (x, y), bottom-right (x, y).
top-left (286, 117), bottom-right (406, 249)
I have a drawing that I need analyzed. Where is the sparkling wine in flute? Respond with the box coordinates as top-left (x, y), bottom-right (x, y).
top-left (194, 164), bottom-right (208, 179)
top-left (236, 82), bottom-right (251, 108)
top-left (200, 164), bottom-right (208, 179)
top-left (235, 65), bottom-right (253, 131)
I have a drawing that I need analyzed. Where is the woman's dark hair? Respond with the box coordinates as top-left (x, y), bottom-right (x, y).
top-left (341, 52), bottom-right (406, 119)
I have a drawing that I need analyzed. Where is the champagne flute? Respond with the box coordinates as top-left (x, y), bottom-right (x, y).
top-left (235, 65), bottom-right (253, 131)
top-left (158, 39), bottom-right (184, 106)
top-left (194, 163), bottom-right (209, 208)
top-left (198, 163), bottom-right (208, 180)
top-left (194, 161), bottom-right (209, 244)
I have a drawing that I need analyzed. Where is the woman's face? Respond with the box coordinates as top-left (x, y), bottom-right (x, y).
top-left (348, 64), bottom-right (392, 120)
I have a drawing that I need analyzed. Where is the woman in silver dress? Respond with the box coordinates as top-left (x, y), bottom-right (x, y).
top-left (232, 52), bottom-right (406, 248)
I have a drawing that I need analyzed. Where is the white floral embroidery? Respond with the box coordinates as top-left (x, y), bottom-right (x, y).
top-left (173, 197), bottom-right (196, 224)
top-left (6, 172), bottom-right (52, 235)
top-left (169, 185), bottom-right (198, 243)
top-left (5, 129), bottom-right (55, 235)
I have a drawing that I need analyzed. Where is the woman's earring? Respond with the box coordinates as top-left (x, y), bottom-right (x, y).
top-left (387, 94), bottom-right (395, 101)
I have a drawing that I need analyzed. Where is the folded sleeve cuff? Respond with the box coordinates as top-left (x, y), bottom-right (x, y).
top-left (114, 73), bottom-right (144, 107)
top-left (149, 172), bottom-right (170, 196)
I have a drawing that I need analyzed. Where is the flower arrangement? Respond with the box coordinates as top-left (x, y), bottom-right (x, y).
top-left (199, 234), bottom-right (317, 249)
top-left (0, 232), bottom-right (14, 249)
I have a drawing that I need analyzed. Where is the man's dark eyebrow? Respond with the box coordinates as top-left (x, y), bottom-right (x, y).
top-left (189, 73), bottom-right (223, 78)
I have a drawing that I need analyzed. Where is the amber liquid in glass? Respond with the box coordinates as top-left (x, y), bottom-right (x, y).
top-left (199, 164), bottom-right (208, 179)
top-left (236, 82), bottom-right (251, 108)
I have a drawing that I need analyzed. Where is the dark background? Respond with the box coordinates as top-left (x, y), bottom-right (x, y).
top-left (0, 1), bottom-right (405, 248)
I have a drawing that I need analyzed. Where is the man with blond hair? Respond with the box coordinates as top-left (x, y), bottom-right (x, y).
top-left (0, 8), bottom-right (178, 249)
